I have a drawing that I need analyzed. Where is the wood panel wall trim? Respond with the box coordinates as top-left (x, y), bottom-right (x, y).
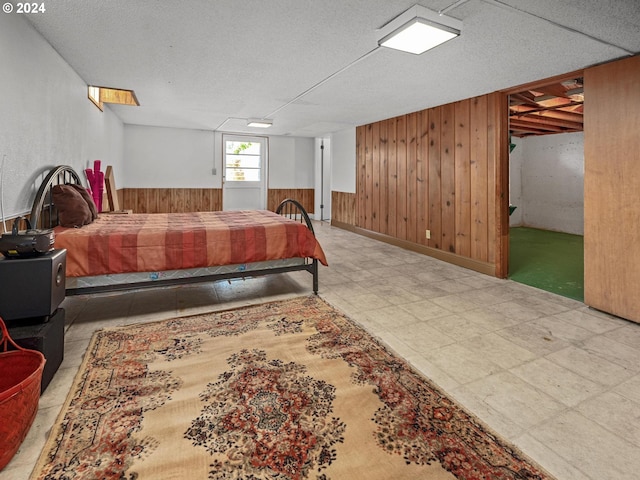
top-left (0, 213), bottom-right (31, 234)
top-left (584, 55), bottom-right (640, 323)
top-left (355, 93), bottom-right (508, 278)
top-left (501, 68), bottom-right (584, 95)
top-left (267, 189), bottom-right (314, 213)
top-left (121, 188), bottom-right (223, 213)
top-left (122, 188), bottom-right (313, 215)
top-left (331, 191), bottom-right (356, 226)
top-left (491, 92), bottom-right (510, 278)
top-left (332, 221), bottom-right (495, 276)
top-left (330, 219), bottom-right (356, 232)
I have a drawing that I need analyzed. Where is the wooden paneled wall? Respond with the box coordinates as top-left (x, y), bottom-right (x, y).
top-left (355, 92), bottom-right (508, 276)
top-left (331, 191), bottom-right (356, 226)
top-left (121, 188), bottom-right (223, 213)
top-left (120, 188), bottom-right (314, 214)
top-left (584, 55), bottom-right (640, 323)
top-left (0, 215), bottom-right (29, 234)
top-left (267, 189), bottom-right (314, 213)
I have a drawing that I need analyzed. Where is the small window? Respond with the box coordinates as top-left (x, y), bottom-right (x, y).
top-left (224, 138), bottom-right (262, 182)
top-left (88, 86), bottom-right (139, 111)
top-left (88, 86), bottom-right (103, 111)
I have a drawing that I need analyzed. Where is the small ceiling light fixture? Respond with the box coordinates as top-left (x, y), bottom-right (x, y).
top-left (377, 4), bottom-right (462, 55)
top-left (247, 118), bottom-right (273, 128)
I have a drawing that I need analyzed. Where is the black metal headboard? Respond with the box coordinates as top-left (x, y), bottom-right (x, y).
top-left (30, 165), bottom-right (82, 229)
top-left (29, 166), bottom-right (317, 238)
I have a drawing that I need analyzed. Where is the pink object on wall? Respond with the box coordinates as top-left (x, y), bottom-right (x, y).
top-left (96, 170), bottom-right (104, 212)
top-left (85, 161), bottom-right (104, 212)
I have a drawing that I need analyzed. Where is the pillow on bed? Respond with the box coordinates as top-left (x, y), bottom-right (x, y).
top-left (52, 184), bottom-right (93, 227)
top-left (68, 183), bottom-right (98, 220)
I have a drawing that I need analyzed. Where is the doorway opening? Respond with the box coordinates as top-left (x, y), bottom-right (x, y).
top-left (507, 74), bottom-right (585, 300)
top-left (222, 135), bottom-right (268, 211)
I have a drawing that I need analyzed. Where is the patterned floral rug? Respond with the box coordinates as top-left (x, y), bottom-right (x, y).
top-left (31, 296), bottom-right (555, 479)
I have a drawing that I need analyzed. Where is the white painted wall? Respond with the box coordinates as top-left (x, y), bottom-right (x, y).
top-left (330, 128), bottom-right (356, 193)
top-left (123, 126), bottom-right (315, 193)
top-left (0, 15), bottom-right (124, 222)
top-left (123, 125), bottom-right (216, 188)
top-left (510, 132), bottom-right (584, 235)
top-left (269, 136), bottom-right (315, 188)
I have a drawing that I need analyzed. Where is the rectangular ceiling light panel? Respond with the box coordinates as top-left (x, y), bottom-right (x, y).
top-left (377, 5), bottom-right (462, 54)
top-left (247, 119), bottom-right (273, 128)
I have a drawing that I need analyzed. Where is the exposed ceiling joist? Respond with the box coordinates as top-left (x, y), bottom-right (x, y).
top-left (511, 114), bottom-right (582, 130)
top-left (509, 77), bottom-right (584, 138)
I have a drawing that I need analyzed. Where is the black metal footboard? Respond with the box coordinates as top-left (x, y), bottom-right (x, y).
top-left (276, 198), bottom-right (318, 294)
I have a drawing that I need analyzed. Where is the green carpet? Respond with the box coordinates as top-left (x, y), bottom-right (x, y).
top-left (509, 227), bottom-right (584, 301)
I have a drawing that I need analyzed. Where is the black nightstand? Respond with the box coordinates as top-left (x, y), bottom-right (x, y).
top-left (0, 249), bottom-right (67, 393)
top-left (0, 249), bottom-right (66, 321)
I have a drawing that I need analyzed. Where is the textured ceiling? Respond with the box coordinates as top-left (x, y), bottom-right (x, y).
top-left (26, 0), bottom-right (640, 137)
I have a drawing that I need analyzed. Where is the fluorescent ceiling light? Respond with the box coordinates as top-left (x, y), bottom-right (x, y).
top-left (377, 5), bottom-right (462, 55)
top-left (247, 119), bottom-right (273, 128)
top-left (380, 20), bottom-right (459, 54)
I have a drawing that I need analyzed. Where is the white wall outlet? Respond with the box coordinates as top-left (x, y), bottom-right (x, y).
top-left (426, 229), bottom-right (431, 239)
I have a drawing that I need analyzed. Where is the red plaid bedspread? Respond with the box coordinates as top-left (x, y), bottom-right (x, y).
top-left (54, 210), bottom-right (328, 277)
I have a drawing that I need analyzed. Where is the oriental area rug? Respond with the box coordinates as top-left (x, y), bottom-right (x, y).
top-left (31, 296), bottom-right (554, 480)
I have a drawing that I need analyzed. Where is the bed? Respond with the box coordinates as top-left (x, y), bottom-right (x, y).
top-left (29, 165), bottom-right (327, 295)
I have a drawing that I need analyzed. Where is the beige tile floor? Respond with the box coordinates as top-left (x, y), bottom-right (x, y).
top-left (3, 221), bottom-right (640, 479)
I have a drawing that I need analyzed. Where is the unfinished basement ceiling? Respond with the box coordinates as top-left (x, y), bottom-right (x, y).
top-left (509, 77), bottom-right (584, 137)
top-left (23, 0), bottom-right (640, 137)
